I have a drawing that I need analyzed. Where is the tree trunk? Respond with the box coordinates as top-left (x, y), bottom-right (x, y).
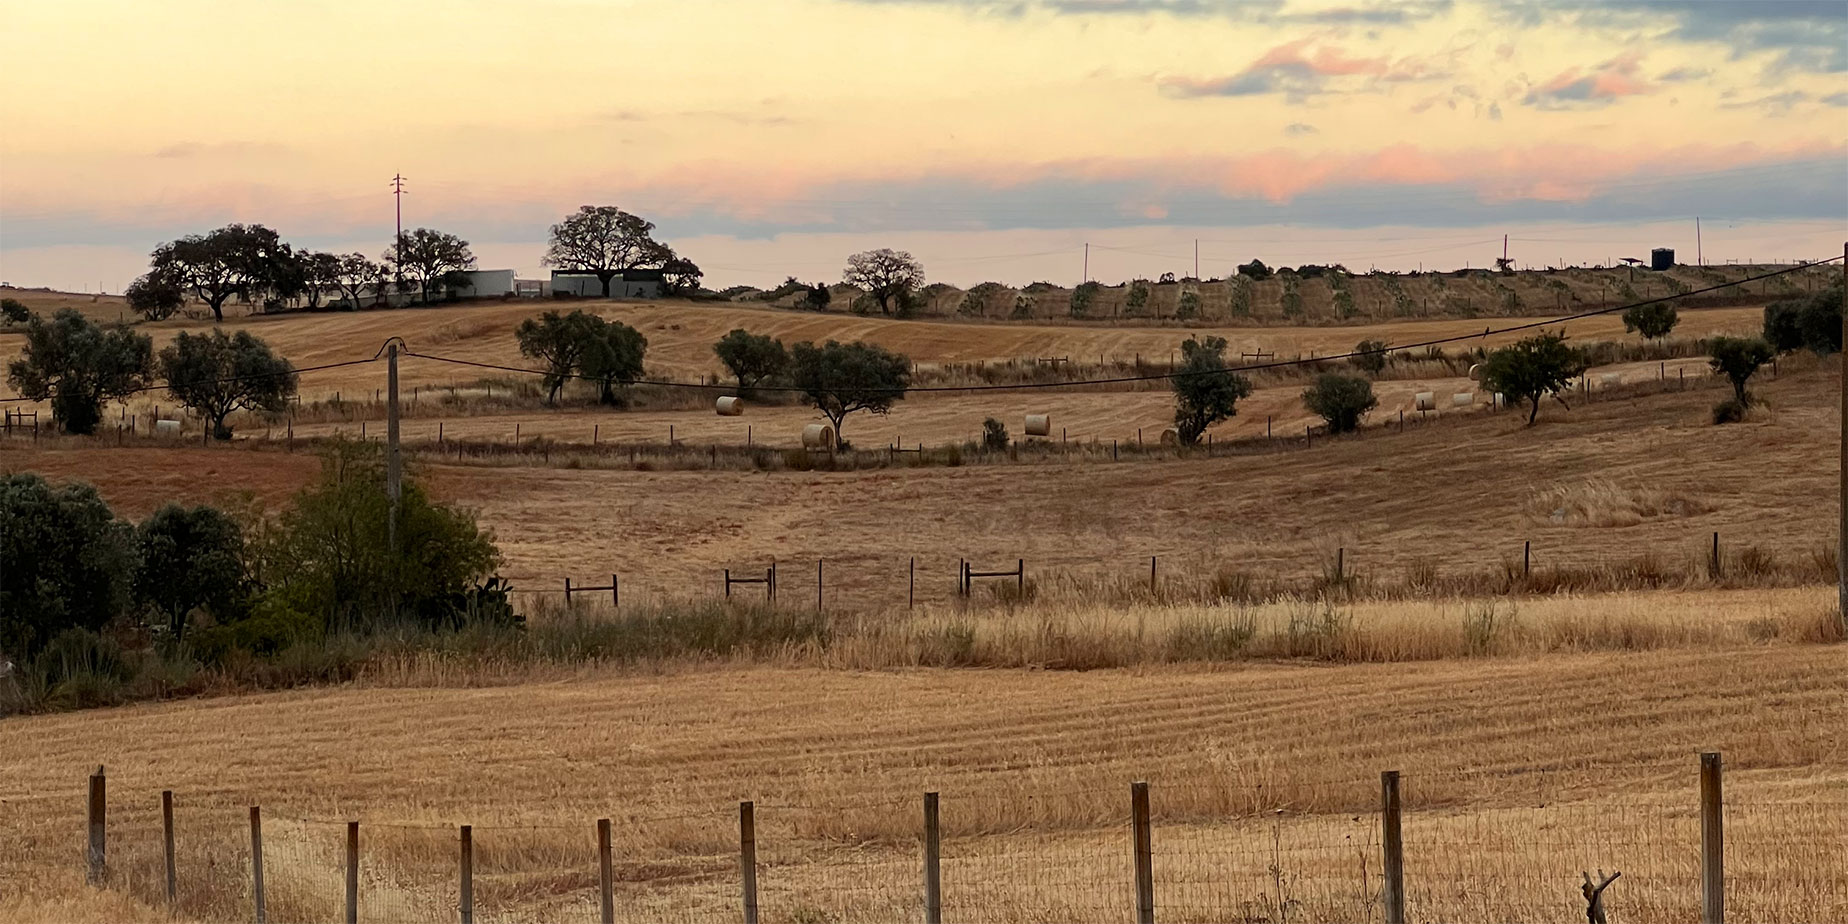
top-left (212, 413), bottom-right (232, 441)
top-left (1528, 397), bottom-right (1540, 425)
top-left (599, 273), bottom-right (616, 299)
top-left (209, 295), bottom-right (226, 323)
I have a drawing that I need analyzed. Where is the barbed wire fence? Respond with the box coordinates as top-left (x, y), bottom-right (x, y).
top-left (72, 752), bottom-right (1848, 923)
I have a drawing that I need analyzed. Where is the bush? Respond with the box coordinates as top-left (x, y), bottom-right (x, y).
top-left (1712, 398), bottom-right (1747, 424)
top-left (0, 474), bottom-right (137, 660)
top-left (135, 504), bottom-right (249, 641)
top-left (1, 296), bottom-right (30, 324)
top-left (981, 417), bottom-right (1008, 451)
top-left (1762, 285), bottom-right (1842, 355)
top-left (1353, 339), bottom-right (1389, 374)
top-left (1622, 301), bottom-right (1679, 339)
top-left (1302, 372), bottom-right (1378, 433)
top-left (1707, 335), bottom-right (1774, 406)
top-left (1171, 336), bottom-right (1252, 444)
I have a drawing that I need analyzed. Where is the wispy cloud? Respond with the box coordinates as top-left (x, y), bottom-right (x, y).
top-left (1523, 50), bottom-right (1654, 109)
top-left (1161, 38), bottom-right (1441, 101)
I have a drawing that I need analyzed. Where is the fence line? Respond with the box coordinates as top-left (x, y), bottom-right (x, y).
top-left (71, 753), bottom-right (1848, 923)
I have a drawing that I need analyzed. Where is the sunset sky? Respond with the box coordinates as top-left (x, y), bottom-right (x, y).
top-left (2, 0), bottom-right (1845, 291)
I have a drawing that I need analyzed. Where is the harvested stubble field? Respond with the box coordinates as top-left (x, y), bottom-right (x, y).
top-left (5, 362), bottom-right (1836, 611)
top-left (1, 638), bottom-right (1844, 922)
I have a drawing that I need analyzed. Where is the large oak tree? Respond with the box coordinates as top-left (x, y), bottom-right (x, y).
top-left (543, 206), bottom-right (676, 298)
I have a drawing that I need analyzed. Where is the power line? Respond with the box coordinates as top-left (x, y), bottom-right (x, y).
top-left (0, 356), bottom-right (381, 404)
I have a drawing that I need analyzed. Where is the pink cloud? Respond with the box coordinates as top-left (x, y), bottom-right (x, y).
top-left (1529, 50), bottom-right (1655, 107)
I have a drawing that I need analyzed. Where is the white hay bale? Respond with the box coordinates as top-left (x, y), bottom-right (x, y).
top-left (1452, 392), bottom-right (1474, 407)
top-left (1024, 414), bottom-right (1052, 437)
top-left (1599, 372), bottom-right (1623, 386)
top-left (1468, 363), bottom-right (1483, 381)
top-left (1414, 392), bottom-right (1436, 411)
top-left (1492, 392), bottom-right (1507, 409)
top-left (715, 396), bottom-right (744, 416)
top-left (800, 423), bottom-right (835, 450)
top-left (155, 419), bottom-right (181, 434)
top-left (1159, 427), bottom-right (1180, 446)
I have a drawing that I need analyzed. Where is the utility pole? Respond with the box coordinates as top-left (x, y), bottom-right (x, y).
top-left (1696, 217), bottom-right (1703, 266)
top-left (1083, 242), bottom-right (1089, 283)
top-left (387, 342), bottom-right (402, 552)
top-left (390, 174), bottom-right (407, 297)
top-left (1193, 238), bottom-right (1199, 280)
top-left (1839, 242), bottom-right (1846, 635)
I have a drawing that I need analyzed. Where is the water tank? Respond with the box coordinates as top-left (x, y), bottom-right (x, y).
top-left (1650, 248), bottom-right (1674, 271)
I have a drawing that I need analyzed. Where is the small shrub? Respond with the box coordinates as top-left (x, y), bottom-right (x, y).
top-left (1165, 613), bottom-right (1256, 661)
top-left (1712, 398), bottom-right (1747, 424)
top-left (1302, 372), bottom-right (1377, 433)
top-left (981, 417), bottom-right (1009, 451)
top-left (915, 622), bottom-right (978, 667)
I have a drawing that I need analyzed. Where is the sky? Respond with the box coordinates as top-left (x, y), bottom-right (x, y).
top-left (1, 0), bottom-right (1846, 292)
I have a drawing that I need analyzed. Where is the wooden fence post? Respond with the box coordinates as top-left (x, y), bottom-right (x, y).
top-left (1701, 752), bottom-right (1724, 924)
top-left (739, 801), bottom-right (759, 924)
top-left (86, 766), bottom-right (105, 886)
top-left (923, 792), bottom-right (942, 924)
top-left (611, 574), bottom-right (619, 609)
top-left (1710, 532), bottom-right (1722, 579)
top-left (459, 825), bottom-right (473, 924)
top-left (1149, 556), bottom-right (1157, 596)
top-left (162, 790), bottom-right (176, 904)
top-left (909, 557), bottom-right (915, 609)
top-left (1017, 559), bottom-right (1024, 595)
top-left (250, 806), bottom-right (266, 924)
top-left (817, 558), bottom-right (824, 614)
top-left (1336, 547), bottom-right (1345, 582)
top-left (1523, 540), bottom-right (1531, 578)
top-left (1131, 781), bottom-right (1154, 924)
top-left (346, 821), bottom-right (359, 924)
top-left (598, 818), bottom-right (615, 924)
top-left (1381, 771), bottom-right (1404, 924)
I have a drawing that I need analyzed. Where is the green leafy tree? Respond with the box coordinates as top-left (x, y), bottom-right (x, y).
top-left (1353, 339), bottom-right (1390, 374)
top-left (1125, 280), bottom-right (1151, 316)
top-left (135, 504), bottom-right (248, 641)
top-left (1176, 289), bottom-right (1201, 320)
top-left (713, 329), bottom-right (789, 391)
top-left (5, 309), bottom-right (153, 435)
top-left (1479, 330), bottom-right (1587, 425)
top-left (157, 330), bottom-right (298, 439)
top-left (148, 224), bottom-right (293, 322)
top-left (1069, 281), bottom-right (1100, 318)
top-left (257, 442), bottom-right (500, 631)
top-left (542, 205), bottom-right (676, 298)
top-left (1707, 336), bottom-right (1775, 407)
top-left (787, 340), bottom-right (912, 445)
top-left (842, 249), bottom-right (925, 316)
top-left (1302, 372), bottom-right (1378, 434)
top-left (125, 271), bottom-right (186, 320)
top-left (298, 251), bottom-right (345, 310)
top-left (0, 473), bottom-right (137, 659)
top-left (1, 297), bottom-right (28, 324)
top-left (385, 228), bottom-right (475, 304)
top-left (1762, 285), bottom-right (1842, 355)
top-left (1171, 336), bottom-right (1252, 445)
top-left (516, 310), bottom-right (590, 403)
top-left (578, 315), bottom-right (648, 405)
top-left (803, 284), bottom-right (832, 311)
top-left (1622, 301), bottom-right (1680, 339)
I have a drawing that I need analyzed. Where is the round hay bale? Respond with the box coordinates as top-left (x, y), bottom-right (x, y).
top-left (715, 396), bottom-right (744, 416)
top-left (155, 419), bottom-right (181, 434)
top-left (1452, 392), bottom-right (1474, 407)
top-left (1468, 363), bottom-right (1483, 381)
top-left (1159, 427), bottom-right (1180, 446)
top-left (800, 423), bottom-right (835, 450)
top-left (1599, 372), bottom-right (1623, 386)
top-left (1414, 392), bottom-right (1436, 411)
top-left (1024, 414), bottom-right (1052, 437)
top-left (1492, 392), bottom-right (1507, 409)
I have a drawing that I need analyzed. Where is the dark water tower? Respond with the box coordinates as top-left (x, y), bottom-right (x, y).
top-left (1650, 248), bottom-right (1675, 271)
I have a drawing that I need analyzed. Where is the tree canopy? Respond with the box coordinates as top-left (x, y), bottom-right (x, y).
top-left (842, 249), bottom-right (925, 316)
top-left (135, 503), bottom-right (248, 641)
top-left (787, 340), bottom-right (912, 445)
top-left (578, 315), bottom-right (648, 405)
top-left (1622, 301), bottom-right (1679, 340)
top-left (516, 310), bottom-right (591, 403)
top-left (5, 309), bottom-right (152, 434)
top-left (1762, 285), bottom-right (1842, 355)
top-left (713, 329), bottom-right (789, 392)
top-left (1302, 372), bottom-right (1378, 434)
top-left (1479, 330), bottom-right (1587, 424)
top-left (543, 206), bottom-right (676, 298)
top-left (126, 271), bottom-right (186, 321)
top-left (1707, 336), bottom-right (1776, 407)
top-left (148, 224), bottom-right (294, 322)
top-left (386, 228), bottom-right (475, 304)
top-left (0, 473), bottom-right (138, 659)
top-left (1170, 336), bottom-right (1252, 444)
top-left (158, 329), bottom-right (298, 439)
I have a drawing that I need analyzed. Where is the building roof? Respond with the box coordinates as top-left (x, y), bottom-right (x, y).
top-left (550, 268), bottom-right (665, 281)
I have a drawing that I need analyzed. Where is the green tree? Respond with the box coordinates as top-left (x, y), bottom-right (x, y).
top-left (1622, 301), bottom-right (1679, 339)
top-left (542, 205), bottom-right (676, 298)
top-left (1, 297), bottom-right (28, 324)
top-left (578, 315), bottom-right (648, 405)
top-left (713, 329), bottom-right (789, 391)
top-left (1479, 330), bottom-right (1587, 425)
top-left (787, 340), bottom-right (912, 446)
top-left (1707, 336), bottom-right (1775, 406)
top-left (329, 253), bottom-right (388, 310)
top-left (842, 249), bottom-right (925, 316)
top-left (125, 271), bottom-right (185, 321)
top-left (0, 473), bottom-right (137, 659)
top-left (5, 309), bottom-right (152, 435)
top-left (515, 310), bottom-right (590, 403)
top-left (1302, 372), bottom-right (1378, 434)
top-left (1170, 336), bottom-right (1252, 445)
top-left (385, 228), bottom-right (475, 304)
top-left (148, 224), bottom-right (293, 322)
top-left (1176, 289), bottom-right (1201, 320)
top-left (1125, 280), bottom-right (1151, 316)
top-left (1236, 259), bottom-right (1272, 281)
top-left (660, 255), bottom-right (703, 296)
top-left (1352, 339), bottom-right (1390, 374)
top-left (157, 330), bottom-right (298, 439)
top-left (803, 284), bottom-right (832, 311)
top-left (1762, 285), bottom-right (1842, 355)
top-left (135, 504), bottom-right (248, 641)
top-left (258, 442), bottom-right (500, 631)
top-left (1069, 281), bottom-right (1100, 318)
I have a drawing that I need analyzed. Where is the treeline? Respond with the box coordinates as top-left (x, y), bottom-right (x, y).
top-left (0, 442), bottom-right (507, 712)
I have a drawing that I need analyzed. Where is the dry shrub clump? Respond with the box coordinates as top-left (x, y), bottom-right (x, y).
top-left (1527, 478), bottom-right (1711, 528)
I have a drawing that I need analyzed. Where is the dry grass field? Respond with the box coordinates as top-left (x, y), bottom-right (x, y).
top-left (1, 637), bottom-right (1843, 922)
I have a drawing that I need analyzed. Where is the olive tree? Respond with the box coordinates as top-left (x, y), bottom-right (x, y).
top-left (516, 310), bottom-right (591, 403)
top-left (5, 309), bottom-right (153, 434)
top-left (1622, 301), bottom-right (1679, 340)
top-left (1170, 336), bottom-right (1252, 444)
top-left (1479, 330), bottom-right (1587, 425)
top-left (787, 340), bottom-right (911, 446)
top-left (578, 315), bottom-right (648, 405)
top-left (158, 330), bottom-right (298, 439)
top-left (842, 249), bottom-right (924, 316)
top-left (135, 503), bottom-right (248, 641)
top-left (1302, 372), bottom-right (1378, 433)
top-left (1707, 335), bottom-right (1775, 407)
top-left (385, 228), bottom-right (475, 304)
top-left (713, 329), bottom-right (788, 391)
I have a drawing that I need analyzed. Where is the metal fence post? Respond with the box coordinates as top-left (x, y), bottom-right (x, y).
top-left (459, 825), bottom-right (473, 924)
top-left (1131, 781), bottom-right (1154, 924)
top-left (86, 766), bottom-right (106, 886)
top-left (923, 793), bottom-right (942, 924)
top-left (598, 818), bottom-right (615, 924)
top-left (250, 806), bottom-right (266, 924)
top-left (739, 801), bottom-right (759, 924)
top-left (1701, 752), bottom-right (1724, 924)
top-left (1381, 771), bottom-right (1404, 924)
